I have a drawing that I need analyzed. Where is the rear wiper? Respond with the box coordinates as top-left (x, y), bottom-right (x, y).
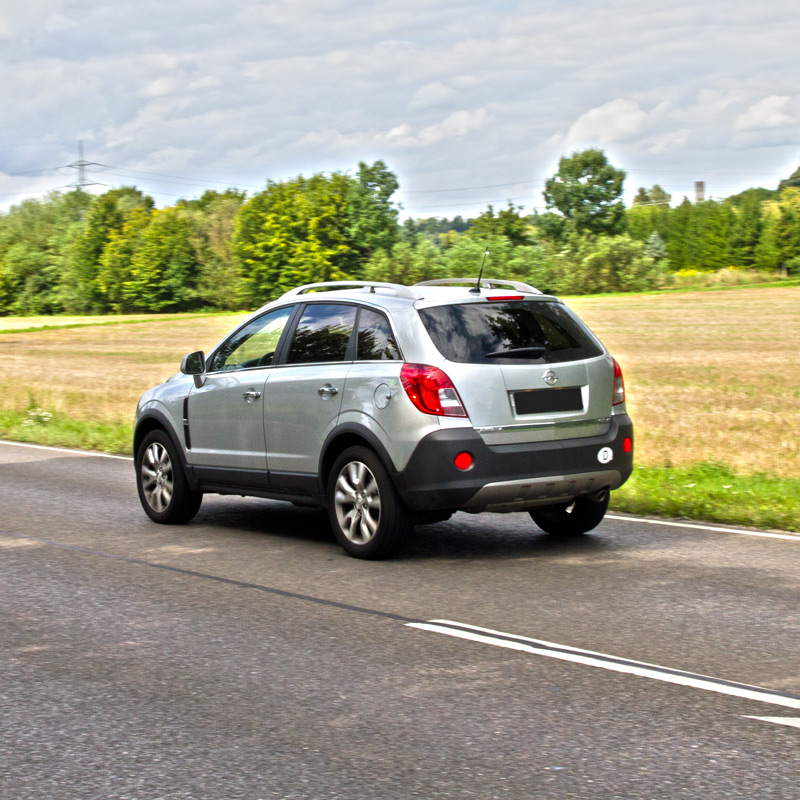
top-left (484, 346), bottom-right (547, 358)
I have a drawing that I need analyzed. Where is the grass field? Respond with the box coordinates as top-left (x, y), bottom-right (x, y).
top-left (1, 286), bottom-right (798, 529)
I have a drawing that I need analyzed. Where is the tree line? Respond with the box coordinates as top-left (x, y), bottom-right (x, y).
top-left (1, 151), bottom-right (798, 315)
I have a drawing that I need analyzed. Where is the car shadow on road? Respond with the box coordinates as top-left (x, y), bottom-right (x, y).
top-left (192, 496), bottom-right (615, 562)
top-left (401, 515), bottom-right (615, 562)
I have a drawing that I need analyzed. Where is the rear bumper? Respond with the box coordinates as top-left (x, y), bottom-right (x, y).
top-left (392, 414), bottom-right (634, 513)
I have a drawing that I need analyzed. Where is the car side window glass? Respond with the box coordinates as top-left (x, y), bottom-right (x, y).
top-left (286, 304), bottom-right (356, 364)
top-left (209, 306), bottom-right (293, 372)
top-left (357, 308), bottom-right (399, 361)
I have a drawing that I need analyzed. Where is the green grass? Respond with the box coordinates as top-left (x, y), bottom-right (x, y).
top-left (611, 463), bottom-right (800, 533)
top-left (0, 408), bottom-right (133, 455)
top-left (0, 310), bottom-right (243, 335)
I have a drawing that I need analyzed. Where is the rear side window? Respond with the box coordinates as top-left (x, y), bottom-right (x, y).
top-left (357, 308), bottom-right (399, 361)
top-left (286, 303), bottom-right (356, 364)
top-left (418, 301), bottom-right (603, 365)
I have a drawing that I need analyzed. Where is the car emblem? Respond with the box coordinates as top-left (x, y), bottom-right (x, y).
top-left (543, 370), bottom-right (558, 386)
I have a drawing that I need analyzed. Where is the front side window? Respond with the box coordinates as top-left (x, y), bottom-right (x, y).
top-left (418, 301), bottom-right (603, 365)
top-left (286, 304), bottom-right (357, 364)
top-left (357, 308), bottom-right (399, 361)
top-left (209, 306), bottom-right (294, 372)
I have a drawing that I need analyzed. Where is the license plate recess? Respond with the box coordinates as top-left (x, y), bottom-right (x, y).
top-left (513, 387), bottom-right (583, 415)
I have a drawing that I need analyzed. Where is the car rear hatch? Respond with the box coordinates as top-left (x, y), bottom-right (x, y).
top-left (417, 296), bottom-right (615, 445)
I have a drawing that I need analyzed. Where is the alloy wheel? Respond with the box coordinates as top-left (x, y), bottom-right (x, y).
top-left (334, 460), bottom-right (382, 544)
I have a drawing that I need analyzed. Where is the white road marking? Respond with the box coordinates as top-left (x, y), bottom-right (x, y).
top-left (606, 514), bottom-right (800, 542)
top-left (745, 717), bottom-right (800, 729)
top-left (0, 440), bottom-right (132, 461)
top-left (408, 619), bottom-right (800, 711)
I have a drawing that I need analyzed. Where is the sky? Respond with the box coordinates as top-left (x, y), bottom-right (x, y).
top-left (2, 0), bottom-right (799, 217)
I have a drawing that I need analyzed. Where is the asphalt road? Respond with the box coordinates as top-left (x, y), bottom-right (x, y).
top-left (1, 440), bottom-right (799, 799)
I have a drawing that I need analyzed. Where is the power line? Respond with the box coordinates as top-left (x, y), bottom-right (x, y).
top-left (60, 142), bottom-right (107, 191)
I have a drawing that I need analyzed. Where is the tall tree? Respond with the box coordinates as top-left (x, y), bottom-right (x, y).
top-left (0, 191), bottom-right (90, 314)
top-left (543, 149), bottom-right (626, 238)
top-left (63, 187), bottom-right (153, 312)
top-left (234, 163), bottom-right (401, 307)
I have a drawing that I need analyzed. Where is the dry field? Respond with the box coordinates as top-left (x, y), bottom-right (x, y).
top-left (570, 287), bottom-right (800, 478)
top-left (1, 287), bottom-right (798, 478)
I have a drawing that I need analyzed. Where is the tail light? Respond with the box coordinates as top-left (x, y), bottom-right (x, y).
top-left (400, 363), bottom-right (468, 417)
top-left (612, 359), bottom-right (626, 406)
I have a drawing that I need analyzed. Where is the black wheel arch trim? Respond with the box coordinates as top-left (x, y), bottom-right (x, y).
top-left (319, 422), bottom-right (400, 488)
top-left (134, 410), bottom-right (198, 490)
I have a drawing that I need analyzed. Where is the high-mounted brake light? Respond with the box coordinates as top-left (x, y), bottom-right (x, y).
top-left (400, 363), bottom-right (468, 417)
top-left (612, 359), bottom-right (626, 406)
top-left (487, 295), bottom-right (525, 301)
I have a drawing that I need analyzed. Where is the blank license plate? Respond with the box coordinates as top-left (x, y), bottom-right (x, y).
top-left (514, 387), bottom-right (583, 414)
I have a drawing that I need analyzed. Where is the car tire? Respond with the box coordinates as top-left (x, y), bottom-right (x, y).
top-left (327, 446), bottom-right (411, 559)
top-left (529, 492), bottom-right (609, 536)
top-left (136, 429), bottom-right (202, 524)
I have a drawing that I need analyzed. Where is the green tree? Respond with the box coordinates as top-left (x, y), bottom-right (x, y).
top-left (234, 164), bottom-right (401, 307)
top-left (346, 160), bottom-right (400, 269)
top-left (63, 188), bottom-right (153, 312)
top-left (728, 191), bottom-right (764, 267)
top-left (543, 149), bottom-right (627, 238)
top-left (470, 203), bottom-right (534, 246)
top-left (773, 188), bottom-right (800, 274)
top-left (96, 209), bottom-right (152, 312)
top-left (0, 191), bottom-right (90, 314)
top-left (363, 235), bottom-right (447, 285)
top-left (632, 184), bottom-right (671, 208)
top-left (182, 191), bottom-right (245, 310)
top-left (778, 163), bottom-right (800, 192)
top-left (559, 235), bottom-right (668, 294)
top-left (123, 207), bottom-right (202, 311)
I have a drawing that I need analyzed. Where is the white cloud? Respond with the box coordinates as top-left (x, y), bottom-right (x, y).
top-left (565, 99), bottom-right (651, 147)
top-left (408, 82), bottom-right (459, 110)
top-left (735, 96), bottom-right (795, 131)
top-left (3, 0), bottom-right (800, 212)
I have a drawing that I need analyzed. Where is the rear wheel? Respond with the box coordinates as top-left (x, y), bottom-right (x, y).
top-left (136, 429), bottom-right (202, 524)
top-left (327, 446), bottom-right (411, 559)
top-left (529, 492), bottom-right (609, 537)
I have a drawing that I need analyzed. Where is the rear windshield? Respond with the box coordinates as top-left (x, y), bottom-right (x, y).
top-left (418, 301), bottom-right (604, 365)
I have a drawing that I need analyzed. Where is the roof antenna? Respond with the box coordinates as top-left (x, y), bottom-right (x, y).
top-left (471, 249), bottom-right (490, 293)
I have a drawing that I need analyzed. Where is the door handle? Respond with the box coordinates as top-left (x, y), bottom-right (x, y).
top-left (317, 384), bottom-right (339, 397)
top-left (243, 389), bottom-right (262, 402)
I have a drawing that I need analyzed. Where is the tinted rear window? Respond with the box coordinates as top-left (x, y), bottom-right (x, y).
top-left (418, 301), bottom-right (603, 365)
top-left (286, 303), bottom-right (356, 364)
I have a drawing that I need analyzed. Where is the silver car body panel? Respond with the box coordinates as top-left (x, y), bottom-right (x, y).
top-left (188, 369), bottom-right (270, 470)
top-left (263, 362), bottom-right (349, 475)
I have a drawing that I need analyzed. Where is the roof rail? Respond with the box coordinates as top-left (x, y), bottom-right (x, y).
top-left (280, 281), bottom-right (418, 300)
top-left (414, 278), bottom-right (542, 295)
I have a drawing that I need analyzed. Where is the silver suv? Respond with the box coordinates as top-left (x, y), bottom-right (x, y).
top-left (134, 279), bottom-right (633, 558)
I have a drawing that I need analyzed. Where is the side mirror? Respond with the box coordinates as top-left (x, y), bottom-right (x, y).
top-left (180, 351), bottom-right (206, 387)
top-left (180, 350), bottom-right (205, 375)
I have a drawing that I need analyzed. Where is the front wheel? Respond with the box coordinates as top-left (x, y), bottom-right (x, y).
top-left (136, 429), bottom-right (202, 524)
top-left (327, 446), bottom-right (411, 559)
top-left (529, 492), bottom-right (609, 537)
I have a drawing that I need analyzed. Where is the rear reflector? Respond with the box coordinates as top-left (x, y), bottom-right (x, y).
top-left (454, 452), bottom-right (473, 471)
top-left (623, 437), bottom-right (633, 454)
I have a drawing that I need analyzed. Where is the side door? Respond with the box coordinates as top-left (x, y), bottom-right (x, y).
top-left (263, 302), bottom-right (356, 488)
top-left (187, 306), bottom-right (295, 484)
